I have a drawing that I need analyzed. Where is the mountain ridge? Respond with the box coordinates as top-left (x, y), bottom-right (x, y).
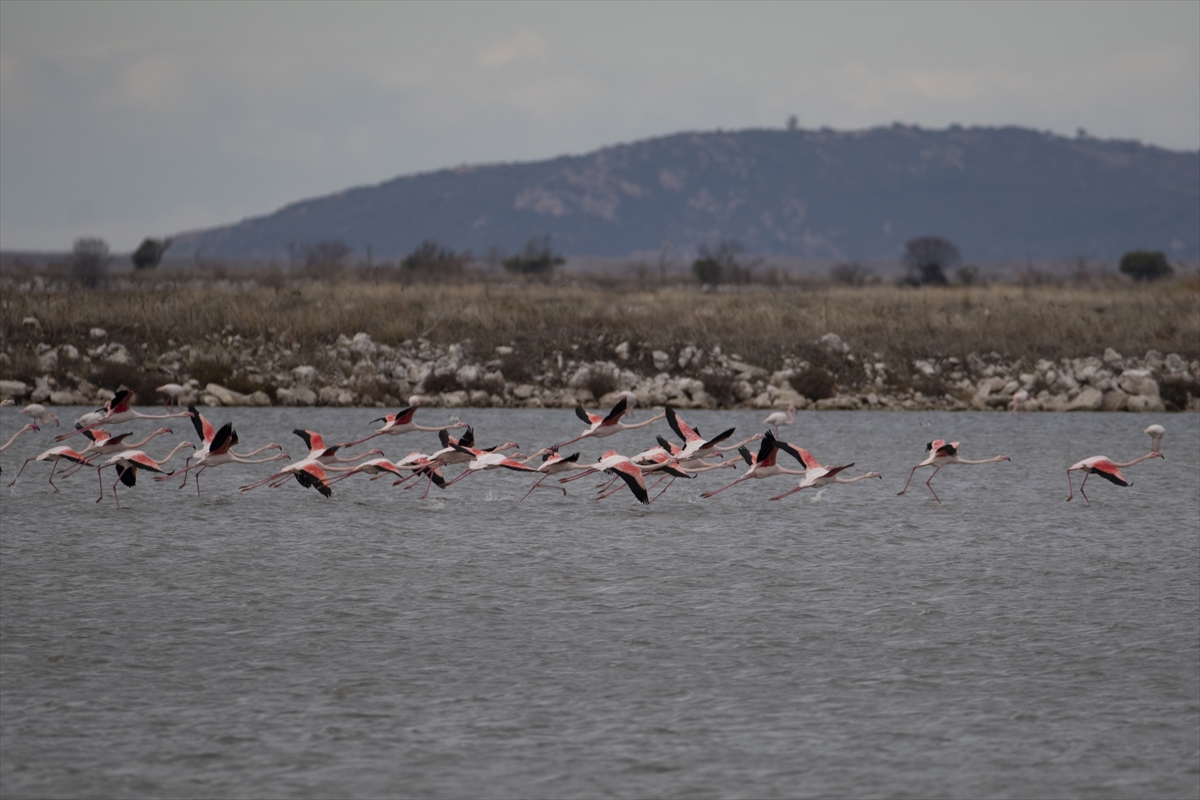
top-left (170, 124), bottom-right (1200, 263)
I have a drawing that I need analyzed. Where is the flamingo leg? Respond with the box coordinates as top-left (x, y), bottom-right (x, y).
top-left (1078, 472), bottom-right (1091, 505)
top-left (96, 466), bottom-right (106, 502)
top-left (112, 474), bottom-right (123, 508)
top-left (194, 466), bottom-right (204, 496)
top-left (8, 457), bottom-right (35, 486)
top-left (769, 485), bottom-right (806, 501)
top-left (700, 475), bottom-right (748, 498)
top-left (648, 476), bottom-right (676, 504)
top-left (240, 471), bottom-right (287, 492)
top-left (1066, 469), bottom-right (1075, 502)
top-left (47, 461), bottom-right (61, 492)
top-left (924, 466), bottom-right (942, 504)
top-left (897, 465), bottom-right (924, 496)
top-left (520, 475), bottom-right (548, 502)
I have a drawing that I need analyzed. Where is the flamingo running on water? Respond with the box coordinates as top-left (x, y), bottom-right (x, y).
top-left (95, 441), bottom-right (194, 507)
top-left (58, 390), bottom-right (190, 441)
top-left (9, 445), bottom-right (89, 491)
top-left (763, 405), bottom-right (797, 436)
top-left (345, 405), bottom-right (468, 446)
top-left (897, 439), bottom-right (1010, 504)
top-left (699, 431), bottom-right (807, 498)
top-left (19, 403), bottom-right (59, 427)
top-left (556, 396), bottom-right (666, 448)
top-left (159, 422), bottom-right (287, 495)
top-left (1065, 452), bottom-right (1163, 504)
top-left (768, 447), bottom-right (881, 501)
top-left (518, 448), bottom-right (588, 501)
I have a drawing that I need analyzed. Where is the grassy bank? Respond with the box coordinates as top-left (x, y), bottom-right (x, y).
top-left (3, 279), bottom-right (1197, 372)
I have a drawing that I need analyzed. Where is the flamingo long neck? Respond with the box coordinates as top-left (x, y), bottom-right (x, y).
top-left (234, 443), bottom-right (280, 458)
top-left (233, 452), bottom-right (288, 464)
top-left (621, 413), bottom-right (667, 430)
top-left (158, 441), bottom-right (194, 465)
top-left (954, 455), bottom-right (1008, 465)
top-left (1111, 452), bottom-right (1162, 468)
top-left (1, 425), bottom-right (34, 450)
top-left (834, 473), bottom-right (878, 484)
top-left (128, 429), bottom-right (170, 448)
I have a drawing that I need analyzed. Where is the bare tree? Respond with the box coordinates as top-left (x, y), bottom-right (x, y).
top-left (71, 237), bottom-right (110, 288)
top-left (302, 240), bottom-right (352, 278)
top-left (902, 236), bottom-right (960, 286)
top-left (402, 240), bottom-right (466, 280)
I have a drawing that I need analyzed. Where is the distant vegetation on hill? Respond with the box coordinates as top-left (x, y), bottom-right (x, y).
top-left (167, 124), bottom-right (1199, 264)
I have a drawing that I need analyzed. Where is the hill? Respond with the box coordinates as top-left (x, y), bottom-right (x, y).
top-left (170, 124), bottom-right (1200, 263)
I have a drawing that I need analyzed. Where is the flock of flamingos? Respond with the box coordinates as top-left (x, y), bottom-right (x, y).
top-left (0, 389), bottom-right (1168, 509)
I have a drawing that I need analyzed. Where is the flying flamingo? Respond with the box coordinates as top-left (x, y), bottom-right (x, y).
top-left (579, 451), bottom-right (651, 505)
top-left (699, 431), bottom-right (807, 498)
top-left (95, 441), bottom-right (194, 507)
top-left (9, 445), bottom-right (90, 491)
top-left (19, 403), bottom-right (59, 427)
top-left (159, 423), bottom-right (287, 495)
top-left (239, 455), bottom-right (342, 497)
top-left (768, 448), bottom-right (881, 500)
top-left (386, 452), bottom-right (448, 496)
top-left (897, 439), bottom-right (1010, 504)
top-left (1144, 424), bottom-right (1165, 454)
top-left (763, 405), bottom-right (797, 436)
top-left (662, 406), bottom-right (739, 459)
top-left (291, 428), bottom-right (383, 465)
top-left (58, 389), bottom-right (190, 441)
top-left (345, 405), bottom-right (468, 446)
top-left (58, 425), bottom-right (175, 479)
top-left (1065, 452), bottom-right (1163, 504)
top-left (556, 396), bottom-right (666, 448)
top-left (518, 449), bottom-right (587, 501)
top-left (325, 457), bottom-right (411, 486)
top-left (443, 448), bottom-right (540, 486)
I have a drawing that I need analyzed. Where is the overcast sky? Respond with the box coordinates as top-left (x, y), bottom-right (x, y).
top-left (1, 0), bottom-right (1197, 251)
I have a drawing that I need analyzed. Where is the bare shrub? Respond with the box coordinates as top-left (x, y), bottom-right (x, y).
top-left (422, 371), bottom-right (462, 394)
top-left (701, 373), bottom-right (737, 407)
top-left (92, 363), bottom-right (160, 404)
top-left (498, 354), bottom-right (531, 384)
top-left (1160, 375), bottom-right (1200, 410)
top-left (791, 368), bottom-right (837, 400)
top-left (585, 371), bottom-right (617, 399)
top-left (71, 237), bottom-right (110, 289)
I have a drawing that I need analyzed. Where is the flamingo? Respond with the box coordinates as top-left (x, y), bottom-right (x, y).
top-left (239, 455), bottom-right (342, 497)
top-left (617, 390), bottom-right (639, 419)
top-left (1065, 452), bottom-right (1164, 504)
top-left (19, 403), bottom-right (59, 427)
top-left (555, 396), bottom-right (666, 448)
top-left (897, 439), bottom-right (1010, 503)
top-left (156, 381), bottom-right (197, 410)
top-left (768, 448), bottom-right (882, 500)
top-left (1144, 424), bottom-right (1165, 454)
top-left (9, 445), bottom-right (90, 490)
top-left (0, 398), bottom-right (13, 407)
top-left (345, 405), bottom-right (468, 446)
top-left (326, 457), bottom-right (411, 486)
top-left (159, 423), bottom-right (287, 495)
top-left (662, 406), bottom-right (739, 459)
top-left (292, 428), bottom-right (383, 465)
top-left (95, 441), bottom-right (194, 507)
top-left (586, 451), bottom-right (651, 505)
top-left (699, 431), bottom-right (807, 498)
top-left (57, 390), bottom-right (190, 441)
top-left (76, 426), bottom-right (174, 458)
top-left (763, 405), bottom-right (797, 436)
top-left (518, 449), bottom-right (587, 501)
top-left (0, 422), bottom-right (39, 454)
top-left (443, 448), bottom-right (540, 486)
top-left (1010, 389), bottom-right (1030, 415)
top-left (386, 452), bottom-right (448, 496)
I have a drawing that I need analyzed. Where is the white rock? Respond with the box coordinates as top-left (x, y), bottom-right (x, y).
top-left (38, 350), bottom-right (59, 373)
top-left (819, 333), bottom-right (849, 355)
top-left (22, 316), bottom-right (41, 330)
top-left (678, 346), bottom-right (698, 369)
top-left (276, 387), bottom-right (316, 406)
top-left (652, 350), bottom-right (671, 371)
top-left (59, 344), bottom-right (79, 362)
top-left (1101, 389), bottom-right (1129, 411)
top-left (1103, 348), bottom-right (1123, 367)
top-left (205, 383), bottom-right (248, 406)
top-left (89, 328), bottom-right (107, 339)
top-left (1064, 386), bottom-right (1103, 411)
top-left (350, 332), bottom-right (377, 357)
top-left (1126, 394), bottom-right (1166, 413)
top-left (246, 391), bottom-right (272, 407)
top-left (102, 345), bottom-right (132, 366)
top-left (495, 346), bottom-right (514, 356)
top-left (1117, 369), bottom-right (1159, 398)
top-left (613, 341), bottom-right (630, 360)
top-left (1164, 353), bottom-right (1187, 373)
top-left (292, 365), bottom-right (318, 387)
top-left (0, 380), bottom-right (29, 399)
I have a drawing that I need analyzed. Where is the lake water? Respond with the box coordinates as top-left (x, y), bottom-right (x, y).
top-left (1, 407), bottom-right (1197, 799)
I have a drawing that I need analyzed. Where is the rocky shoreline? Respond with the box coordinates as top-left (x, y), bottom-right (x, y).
top-left (2, 322), bottom-right (1198, 413)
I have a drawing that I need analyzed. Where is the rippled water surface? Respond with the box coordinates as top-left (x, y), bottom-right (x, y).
top-left (2, 407), bottom-right (1198, 799)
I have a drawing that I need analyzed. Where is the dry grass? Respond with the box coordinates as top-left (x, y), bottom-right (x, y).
top-left (2, 278), bottom-right (1197, 387)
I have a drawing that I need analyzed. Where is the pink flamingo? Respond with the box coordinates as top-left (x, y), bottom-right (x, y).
top-left (1009, 389), bottom-right (1029, 415)
top-left (518, 449), bottom-right (588, 501)
top-left (1144, 424), bottom-right (1165, 454)
top-left (156, 381), bottom-right (196, 410)
top-left (326, 458), bottom-right (411, 486)
top-left (57, 390), bottom-right (190, 441)
top-left (386, 452), bottom-right (448, 497)
top-left (59, 425), bottom-right (175, 479)
top-left (556, 396), bottom-right (666, 448)
top-left (160, 423), bottom-right (286, 495)
top-left (346, 405), bottom-right (468, 446)
top-left (9, 445), bottom-right (90, 491)
top-left (19, 403), bottom-right (59, 427)
top-left (1065, 453), bottom-right (1163, 504)
top-left (763, 404), bottom-right (797, 436)
top-left (443, 449), bottom-right (540, 486)
top-left (95, 441), bottom-right (194, 507)
top-left (897, 439), bottom-right (1010, 504)
top-left (587, 451), bottom-right (651, 505)
top-left (662, 406), bottom-right (739, 459)
top-left (699, 431), bottom-right (807, 498)
top-left (769, 448), bottom-right (881, 501)
top-left (239, 455), bottom-right (340, 497)
top-left (291, 428), bottom-right (383, 465)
